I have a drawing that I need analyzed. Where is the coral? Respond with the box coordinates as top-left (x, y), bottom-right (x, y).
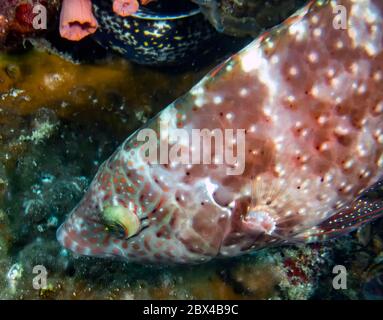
top-left (218, 245), bottom-right (330, 300)
top-left (111, 0), bottom-right (160, 18)
top-left (60, 0), bottom-right (98, 41)
top-left (278, 245), bottom-right (329, 300)
top-left (59, 0), bottom-right (160, 41)
top-left (0, 50), bottom-right (206, 119)
top-left (113, 0), bottom-right (140, 17)
top-left (220, 256), bottom-right (284, 299)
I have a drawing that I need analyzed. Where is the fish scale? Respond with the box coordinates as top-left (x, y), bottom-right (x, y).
top-left (57, 0), bottom-right (383, 263)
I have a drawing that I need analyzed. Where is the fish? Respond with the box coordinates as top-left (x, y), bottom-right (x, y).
top-left (57, 0), bottom-right (383, 264)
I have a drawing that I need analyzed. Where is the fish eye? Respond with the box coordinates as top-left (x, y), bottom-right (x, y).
top-left (101, 205), bottom-right (141, 239)
top-left (104, 221), bottom-right (127, 239)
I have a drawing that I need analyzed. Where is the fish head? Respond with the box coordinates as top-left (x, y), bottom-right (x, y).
top-left (56, 185), bottom-right (143, 261)
top-left (56, 156), bottom-right (229, 264)
top-left (56, 151), bottom-right (157, 261)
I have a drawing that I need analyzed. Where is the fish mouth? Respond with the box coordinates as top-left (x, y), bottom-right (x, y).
top-left (56, 202), bottom-right (111, 258)
top-left (56, 216), bottom-right (114, 258)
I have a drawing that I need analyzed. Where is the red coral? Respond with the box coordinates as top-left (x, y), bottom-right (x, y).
top-left (284, 257), bottom-right (309, 285)
top-left (15, 3), bottom-right (34, 28)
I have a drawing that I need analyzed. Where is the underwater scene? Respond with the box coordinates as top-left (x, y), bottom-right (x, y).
top-left (0, 0), bottom-right (383, 301)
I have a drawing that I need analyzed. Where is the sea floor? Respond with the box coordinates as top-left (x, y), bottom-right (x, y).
top-left (0, 48), bottom-right (382, 300)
